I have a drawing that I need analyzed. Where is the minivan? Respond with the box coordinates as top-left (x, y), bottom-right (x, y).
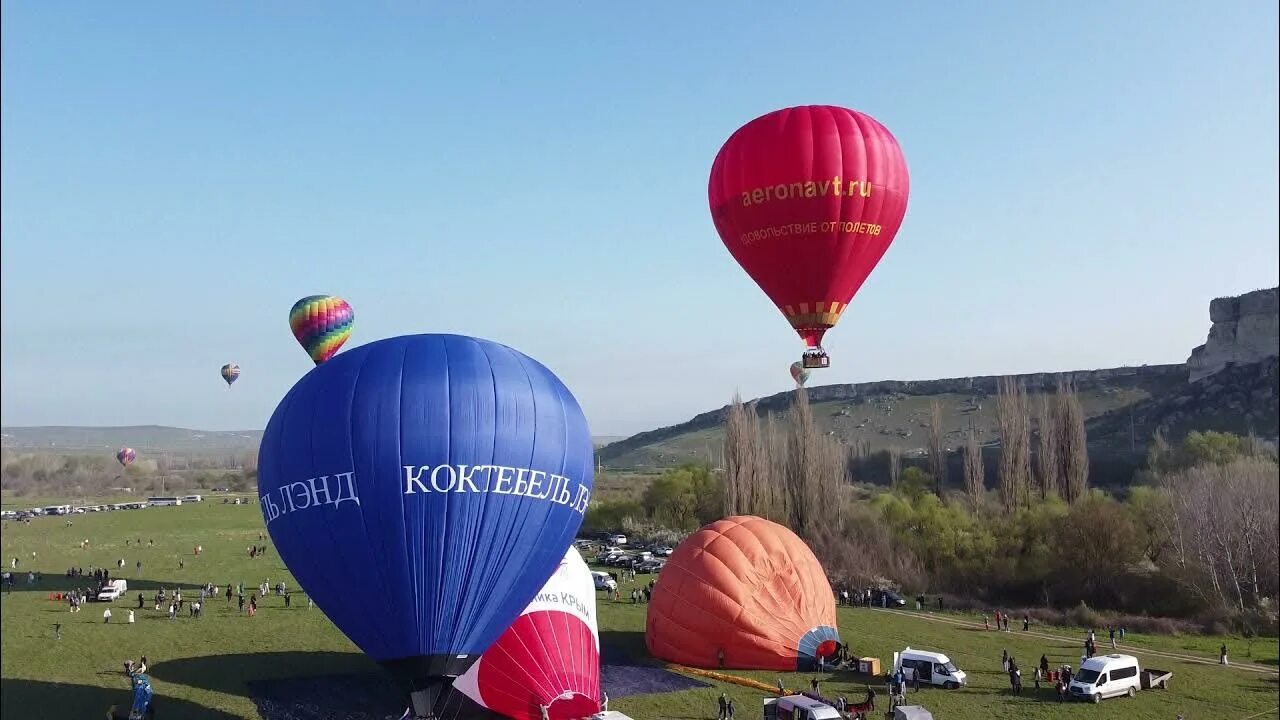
top-left (763, 694), bottom-right (843, 720)
top-left (894, 648), bottom-right (968, 689)
top-left (1069, 654), bottom-right (1141, 703)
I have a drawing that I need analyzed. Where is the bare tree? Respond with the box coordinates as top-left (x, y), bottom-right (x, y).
top-left (724, 393), bottom-right (758, 517)
top-left (1036, 393), bottom-right (1060, 500)
top-left (1160, 457), bottom-right (1280, 609)
top-left (963, 425), bottom-right (985, 502)
top-left (887, 447), bottom-right (902, 488)
top-left (996, 376), bottom-right (1032, 511)
top-left (1055, 377), bottom-right (1089, 503)
top-left (784, 388), bottom-right (845, 539)
top-left (926, 400), bottom-right (947, 497)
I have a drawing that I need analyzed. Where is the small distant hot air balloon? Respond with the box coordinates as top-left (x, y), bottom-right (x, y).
top-left (258, 334), bottom-right (594, 717)
top-left (790, 361), bottom-right (810, 387)
top-left (709, 105), bottom-right (910, 369)
top-left (289, 294), bottom-right (354, 365)
top-left (646, 515), bottom-right (839, 671)
top-left (221, 363), bottom-right (241, 387)
top-left (440, 546), bottom-right (601, 720)
top-left (116, 447), bottom-right (137, 468)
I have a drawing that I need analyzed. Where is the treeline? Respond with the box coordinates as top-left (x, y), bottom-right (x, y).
top-left (0, 449), bottom-right (259, 497)
top-left (588, 382), bottom-right (1279, 632)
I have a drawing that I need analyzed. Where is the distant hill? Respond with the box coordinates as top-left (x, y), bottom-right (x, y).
top-left (0, 425), bottom-right (263, 456)
top-left (597, 359), bottom-right (1279, 472)
top-left (599, 287), bottom-right (1280, 472)
top-left (0, 425), bottom-right (624, 456)
top-left (597, 365), bottom-right (1186, 469)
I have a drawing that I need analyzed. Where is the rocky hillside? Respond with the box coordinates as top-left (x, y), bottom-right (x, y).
top-left (597, 365), bottom-right (1186, 469)
top-left (601, 287), bottom-right (1280, 471)
top-left (1188, 287), bottom-right (1278, 382)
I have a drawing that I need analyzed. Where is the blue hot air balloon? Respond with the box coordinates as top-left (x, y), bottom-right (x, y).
top-left (257, 334), bottom-right (594, 719)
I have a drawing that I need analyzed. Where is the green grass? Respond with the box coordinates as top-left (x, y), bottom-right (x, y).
top-left (2, 503), bottom-right (1277, 720)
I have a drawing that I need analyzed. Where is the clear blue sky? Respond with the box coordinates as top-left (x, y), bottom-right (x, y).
top-left (2, 2), bottom-right (1277, 437)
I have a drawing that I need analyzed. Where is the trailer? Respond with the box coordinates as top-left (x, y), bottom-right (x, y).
top-left (1139, 668), bottom-right (1172, 690)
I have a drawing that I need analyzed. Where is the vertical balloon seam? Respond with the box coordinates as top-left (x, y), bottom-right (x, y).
top-left (447, 337), bottom-right (510, 654)
top-left (336, 347), bottom-right (399, 658)
top-left (849, 111), bottom-right (882, 305)
top-left (827, 107), bottom-right (855, 314)
top-left (473, 345), bottom-right (558, 653)
top-left (380, 339), bottom-right (419, 660)
top-left (328, 354), bottom-right (399, 659)
top-left (429, 336), bottom-right (450, 657)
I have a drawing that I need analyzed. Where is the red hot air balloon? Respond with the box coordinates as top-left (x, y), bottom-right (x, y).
top-left (709, 105), bottom-right (910, 369)
top-left (443, 547), bottom-right (600, 720)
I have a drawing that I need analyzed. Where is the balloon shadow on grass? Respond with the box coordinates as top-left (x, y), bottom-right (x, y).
top-left (0, 678), bottom-right (240, 720)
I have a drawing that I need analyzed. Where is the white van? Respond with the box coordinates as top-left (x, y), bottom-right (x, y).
top-left (894, 648), bottom-right (968, 689)
top-left (591, 571), bottom-right (617, 592)
top-left (1069, 654), bottom-right (1142, 703)
top-left (97, 579), bottom-right (128, 602)
top-left (763, 694), bottom-right (843, 720)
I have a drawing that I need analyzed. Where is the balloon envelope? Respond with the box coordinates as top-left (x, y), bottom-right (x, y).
top-left (645, 515), bottom-right (839, 671)
top-left (116, 447), bottom-right (136, 467)
top-left (443, 546), bottom-right (601, 720)
top-left (221, 363), bottom-right (241, 386)
top-left (709, 105), bottom-right (910, 349)
top-left (257, 334), bottom-right (594, 705)
top-left (789, 362), bottom-right (810, 386)
top-left (289, 294), bottom-right (354, 365)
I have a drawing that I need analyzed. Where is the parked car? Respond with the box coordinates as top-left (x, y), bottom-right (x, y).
top-left (591, 571), bottom-right (618, 592)
top-left (874, 589), bottom-right (908, 607)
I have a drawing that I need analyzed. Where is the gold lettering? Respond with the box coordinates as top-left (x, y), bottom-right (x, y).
top-left (735, 177), bottom-right (876, 208)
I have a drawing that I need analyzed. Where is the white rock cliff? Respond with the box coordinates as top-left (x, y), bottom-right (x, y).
top-left (1187, 287), bottom-right (1279, 382)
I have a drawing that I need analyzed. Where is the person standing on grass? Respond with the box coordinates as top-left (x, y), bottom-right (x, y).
top-left (726, 697), bottom-right (735, 719)
top-left (104, 607), bottom-right (113, 623)
top-left (128, 610), bottom-right (135, 624)
top-left (1220, 644), bottom-right (1228, 665)
top-left (717, 693), bottom-right (728, 720)
top-left (1023, 615), bottom-right (1029, 631)
top-left (1109, 626), bottom-right (1117, 649)
top-left (54, 623), bottom-right (62, 640)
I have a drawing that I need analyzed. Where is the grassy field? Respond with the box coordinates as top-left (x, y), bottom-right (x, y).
top-left (1, 502), bottom-right (1276, 720)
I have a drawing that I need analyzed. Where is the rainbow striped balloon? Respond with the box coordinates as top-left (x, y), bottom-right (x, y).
top-left (289, 295), bottom-right (354, 365)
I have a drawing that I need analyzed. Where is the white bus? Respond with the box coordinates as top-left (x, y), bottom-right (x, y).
top-left (147, 497), bottom-right (183, 507)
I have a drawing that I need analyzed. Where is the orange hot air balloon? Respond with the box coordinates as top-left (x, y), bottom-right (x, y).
top-left (645, 516), bottom-right (839, 671)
